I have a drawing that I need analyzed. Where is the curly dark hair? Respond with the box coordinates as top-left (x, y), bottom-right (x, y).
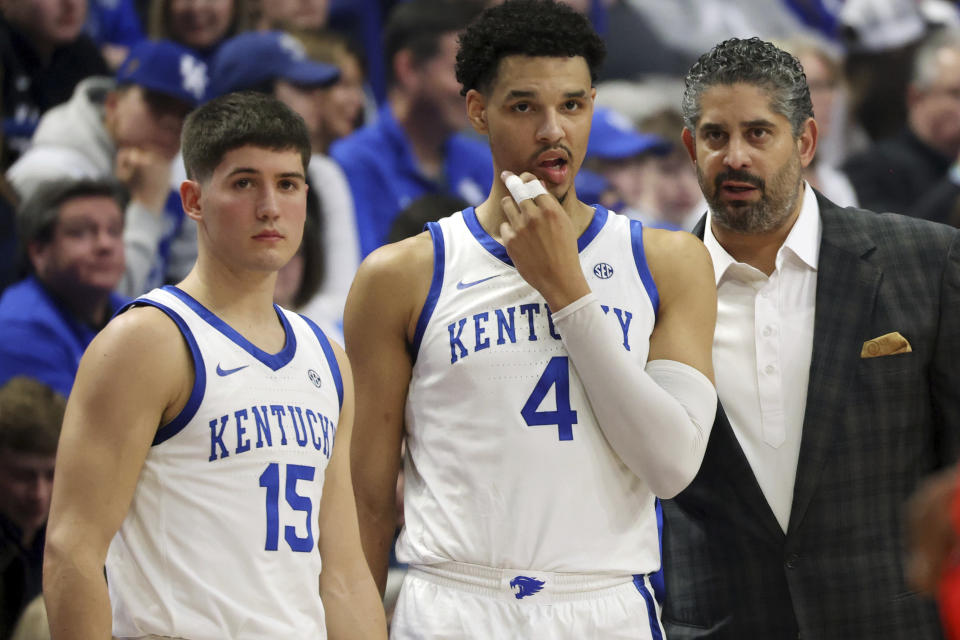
top-left (455, 0), bottom-right (606, 96)
top-left (682, 37), bottom-right (813, 137)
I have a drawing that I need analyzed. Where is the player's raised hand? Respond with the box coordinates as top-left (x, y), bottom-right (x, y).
top-left (499, 170), bottom-right (590, 311)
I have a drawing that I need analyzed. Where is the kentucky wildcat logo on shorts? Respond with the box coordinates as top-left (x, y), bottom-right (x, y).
top-left (510, 576), bottom-right (545, 599)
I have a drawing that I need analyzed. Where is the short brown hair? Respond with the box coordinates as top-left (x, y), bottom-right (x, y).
top-left (0, 376), bottom-right (66, 455)
top-left (181, 91), bottom-right (311, 183)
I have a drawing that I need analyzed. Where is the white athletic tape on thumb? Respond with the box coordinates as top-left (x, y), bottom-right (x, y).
top-left (505, 175), bottom-right (549, 202)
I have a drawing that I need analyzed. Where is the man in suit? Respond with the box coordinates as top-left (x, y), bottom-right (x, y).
top-left (661, 36), bottom-right (960, 639)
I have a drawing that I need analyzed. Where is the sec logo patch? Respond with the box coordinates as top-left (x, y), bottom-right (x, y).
top-left (593, 263), bottom-right (614, 279)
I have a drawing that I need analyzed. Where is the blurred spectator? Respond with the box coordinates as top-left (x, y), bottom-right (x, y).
top-left (386, 192), bottom-right (469, 244)
top-left (623, 0), bottom-right (828, 66)
top-left (209, 29), bottom-right (357, 338)
top-left (252, 0), bottom-right (327, 31)
top-left (843, 27), bottom-right (960, 219)
top-left (330, 0), bottom-right (490, 258)
top-left (7, 39), bottom-right (206, 297)
top-left (636, 107), bottom-right (708, 229)
top-left (0, 0), bottom-right (109, 169)
top-left (595, 76), bottom-right (684, 128)
top-left (907, 465), bottom-right (960, 639)
top-left (148, 0), bottom-right (248, 61)
top-left (0, 174), bottom-right (18, 293)
top-left (0, 377), bottom-right (66, 640)
top-left (292, 27), bottom-right (369, 153)
top-left (583, 106), bottom-right (686, 228)
top-left (273, 196), bottom-right (324, 312)
top-left (840, 0), bottom-right (960, 142)
top-left (778, 35), bottom-right (860, 207)
top-left (328, 0), bottom-right (386, 104)
top-left (85, 0), bottom-right (145, 69)
top-left (0, 178), bottom-right (127, 397)
top-left (599, 0), bottom-right (697, 80)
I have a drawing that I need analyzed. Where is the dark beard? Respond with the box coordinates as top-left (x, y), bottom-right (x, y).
top-left (700, 152), bottom-right (803, 234)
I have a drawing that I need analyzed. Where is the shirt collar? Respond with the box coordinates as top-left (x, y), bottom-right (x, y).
top-left (704, 181), bottom-right (821, 284)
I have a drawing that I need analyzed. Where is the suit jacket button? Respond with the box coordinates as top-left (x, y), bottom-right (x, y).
top-left (785, 553), bottom-right (800, 569)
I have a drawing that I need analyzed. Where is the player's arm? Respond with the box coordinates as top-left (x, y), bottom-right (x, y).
top-left (500, 173), bottom-right (717, 498)
top-left (345, 235), bottom-right (432, 594)
top-left (318, 342), bottom-right (388, 639)
top-left (44, 307), bottom-right (191, 640)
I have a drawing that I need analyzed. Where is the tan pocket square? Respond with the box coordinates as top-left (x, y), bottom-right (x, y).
top-left (861, 332), bottom-right (912, 358)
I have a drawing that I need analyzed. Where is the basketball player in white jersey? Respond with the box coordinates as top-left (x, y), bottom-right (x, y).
top-left (346, 1), bottom-right (718, 637)
top-left (43, 92), bottom-right (387, 640)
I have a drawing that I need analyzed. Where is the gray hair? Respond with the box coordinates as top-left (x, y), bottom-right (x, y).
top-left (681, 37), bottom-right (813, 137)
top-left (911, 27), bottom-right (960, 90)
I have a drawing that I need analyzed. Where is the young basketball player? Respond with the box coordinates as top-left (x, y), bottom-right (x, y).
top-left (43, 92), bottom-right (387, 639)
top-left (346, 1), bottom-right (718, 637)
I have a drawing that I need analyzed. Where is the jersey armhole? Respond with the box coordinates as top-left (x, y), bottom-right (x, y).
top-left (629, 219), bottom-right (660, 319)
top-left (410, 221), bottom-right (446, 362)
top-left (298, 314), bottom-right (345, 411)
top-left (124, 300), bottom-right (207, 446)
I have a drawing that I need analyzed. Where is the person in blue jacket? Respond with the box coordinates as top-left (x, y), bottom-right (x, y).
top-left (330, 0), bottom-right (492, 258)
top-left (0, 178), bottom-right (128, 396)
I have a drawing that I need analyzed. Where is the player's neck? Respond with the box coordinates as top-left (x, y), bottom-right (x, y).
top-left (177, 258), bottom-right (286, 350)
top-left (474, 184), bottom-right (595, 242)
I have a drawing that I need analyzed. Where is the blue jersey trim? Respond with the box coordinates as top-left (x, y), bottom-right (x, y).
top-left (650, 498), bottom-right (665, 604)
top-left (411, 221), bottom-right (445, 360)
top-left (629, 220), bottom-right (660, 319)
top-left (633, 574), bottom-right (665, 640)
top-left (578, 205), bottom-right (608, 251)
top-left (162, 286), bottom-right (297, 371)
top-left (462, 206), bottom-right (512, 266)
top-left (123, 299), bottom-right (207, 446)
top-left (463, 205), bottom-right (609, 266)
top-left (299, 314), bottom-right (344, 411)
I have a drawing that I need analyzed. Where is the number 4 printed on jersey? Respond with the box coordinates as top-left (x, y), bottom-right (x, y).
top-left (521, 356), bottom-right (578, 441)
top-left (259, 462), bottom-right (316, 552)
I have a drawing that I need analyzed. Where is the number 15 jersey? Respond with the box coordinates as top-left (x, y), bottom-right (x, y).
top-left (106, 286), bottom-right (343, 639)
top-left (398, 206), bottom-right (662, 575)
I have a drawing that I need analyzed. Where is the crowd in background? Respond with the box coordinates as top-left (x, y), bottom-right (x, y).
top-left (4, 0), bottom-right (960, 637)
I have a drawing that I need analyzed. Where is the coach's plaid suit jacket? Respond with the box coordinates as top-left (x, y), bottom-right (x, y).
top-left (662, 192), bottom-right (960, 639)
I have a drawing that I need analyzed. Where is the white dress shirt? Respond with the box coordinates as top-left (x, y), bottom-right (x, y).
top-left (703, 182), bottom-right (821, 532)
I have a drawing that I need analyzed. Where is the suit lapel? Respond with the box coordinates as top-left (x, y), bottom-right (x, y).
top-left (786, 200), bottom-right (880, 535)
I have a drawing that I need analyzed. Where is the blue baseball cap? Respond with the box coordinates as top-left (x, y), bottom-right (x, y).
top-left (587, 107), bottom-right (672, 160)
top-left (209, 31), bottom-right (341, 99)
top-left (116, 39), bottom-right (208, 107)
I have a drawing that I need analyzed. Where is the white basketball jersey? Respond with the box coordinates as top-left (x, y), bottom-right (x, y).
top-left (106, 286), bottom-right (343, 639)
top-left (398, 206), bottom-right (662, 574)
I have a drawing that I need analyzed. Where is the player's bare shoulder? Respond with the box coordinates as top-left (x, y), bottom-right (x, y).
top-left (642, 228), bottom-right (715, 301)
top-left (347, 230), bottom-right (438, 340)
top-left (79, 303), bottom-right (195, 423)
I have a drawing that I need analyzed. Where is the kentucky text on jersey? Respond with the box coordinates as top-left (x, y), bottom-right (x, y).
top-left (447, 302), bottom-right (635, 364)
top-left (208, 404), bottom-right (337, 462)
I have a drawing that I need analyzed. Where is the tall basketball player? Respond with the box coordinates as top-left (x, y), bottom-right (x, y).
top-left (43, 92), bottom-right (387, 639)
top-left (346, 1), bottom-right (718, 637)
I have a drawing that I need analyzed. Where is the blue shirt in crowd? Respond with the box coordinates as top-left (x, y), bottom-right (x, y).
top-left (331, 105), bottom-right (493, 258)
top-left (0, 276), bottom-right (128, 396)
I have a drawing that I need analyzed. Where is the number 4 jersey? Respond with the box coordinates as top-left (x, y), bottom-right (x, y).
top-left (106, 286), bottom-right (342, 639)
top-left (399, 206), bottom-right (661, 575)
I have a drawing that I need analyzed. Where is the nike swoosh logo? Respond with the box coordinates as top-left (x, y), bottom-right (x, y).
top-left (216, 363), bottom-right (249, 377)
top-left (456, 274), bottom-right (500, 290)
